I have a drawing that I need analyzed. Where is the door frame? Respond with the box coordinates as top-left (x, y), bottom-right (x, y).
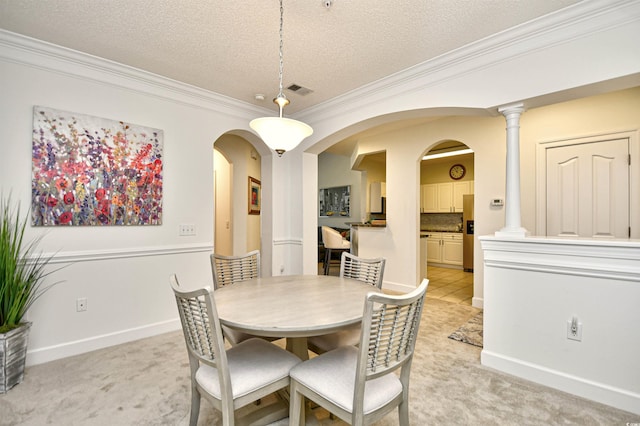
top-left (535, 130), bottom-right (640, 238)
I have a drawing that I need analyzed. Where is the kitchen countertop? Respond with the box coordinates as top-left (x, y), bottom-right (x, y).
top-left (347, 222), bottom-right (386, 227)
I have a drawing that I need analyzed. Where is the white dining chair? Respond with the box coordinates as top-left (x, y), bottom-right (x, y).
top-left (210, 250), bottom-right (260, 290)
top-left (289, 279), bottom-right (429, 426)
top-left (210, 250), bottom-right (278, 346)
top-left (339, 252), bottom-right (385, 288)
top-left (307, 252), bottom-right (385, 354)
top-left (321, 226), bottom-right (351, 275)
top-left (170, 274), bottom-right (301, 426)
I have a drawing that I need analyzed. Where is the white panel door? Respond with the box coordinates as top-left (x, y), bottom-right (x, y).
top-left (546, 138), bottom-right (629, 238)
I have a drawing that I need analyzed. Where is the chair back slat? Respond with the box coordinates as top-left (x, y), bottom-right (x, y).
top-left (177, 296), bottom-right (216, 360)
top-left (170, 275), bottom-right (226, 368)
top-left (340, 252), bottom-right (386, 289)
top-left (358, 279), bottom-right (428, 380)
top-left (211, 250), bottom-right (260, 289)
top-left (367, 302), bottom-right (421, 374)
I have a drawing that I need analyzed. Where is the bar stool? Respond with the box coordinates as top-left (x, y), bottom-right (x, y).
top-left (321, 226), bottom-right (351, 275)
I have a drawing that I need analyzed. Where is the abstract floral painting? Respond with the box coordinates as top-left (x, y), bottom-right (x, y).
top-left (32, 106), bottom-right (163, 226)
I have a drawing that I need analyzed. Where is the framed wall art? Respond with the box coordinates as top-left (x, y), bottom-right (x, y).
top-left (248, 177), bottom-right (261, 215)
top-left (31, 106), bottom-right (163, 226)
top-left (318, 185), bottom-right (350, 217)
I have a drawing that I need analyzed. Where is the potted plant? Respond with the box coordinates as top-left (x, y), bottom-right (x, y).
top-left (1, 194), bottom-right (58, 393)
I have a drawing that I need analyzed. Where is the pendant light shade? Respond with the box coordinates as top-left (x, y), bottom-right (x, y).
top-left (250, 116), bottom-right (313, 157)
top-left (250, 0), bottom-right (313, 156)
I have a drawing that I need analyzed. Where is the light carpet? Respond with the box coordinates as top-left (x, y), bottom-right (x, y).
top-left (1, 298), bottom-right (638, 425)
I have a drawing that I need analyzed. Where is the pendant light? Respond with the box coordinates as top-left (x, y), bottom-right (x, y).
top-left (250, 0), bottom-right (313, 157)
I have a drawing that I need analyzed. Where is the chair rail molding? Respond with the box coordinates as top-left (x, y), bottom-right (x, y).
top-left (480, 236), bottom-right (640, 282)
top-left (38, 243), bottom-right (214, 264)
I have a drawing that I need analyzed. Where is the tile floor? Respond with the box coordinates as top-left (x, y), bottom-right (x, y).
top-left (425, 265), bottom-right (474, 305)
top-left (319, 261), bottom-right (473, 305)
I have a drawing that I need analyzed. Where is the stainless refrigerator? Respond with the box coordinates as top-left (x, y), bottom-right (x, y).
top-left (462, 194), bottom-right (474, 272)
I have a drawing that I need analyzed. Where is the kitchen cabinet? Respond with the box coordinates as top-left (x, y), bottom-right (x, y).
top-left (420, 184), bottom-right (437, 213)
top-left (426, 233), bottom-right (442, 263)
top-left (421, 181), bottom-right (473, 213)
top-left (425, 232), bottom-right (463, 266)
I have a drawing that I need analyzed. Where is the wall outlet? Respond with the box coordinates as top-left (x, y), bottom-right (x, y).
top-left (566, 317), bottom-right (582, 341)
top-left (179, 223), bottom-right (196, 236)
top-left (76, 297), bottom-right (87, 312)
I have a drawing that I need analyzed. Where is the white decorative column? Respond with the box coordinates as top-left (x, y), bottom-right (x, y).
top-left (496, 103), bottom-right (529, 238)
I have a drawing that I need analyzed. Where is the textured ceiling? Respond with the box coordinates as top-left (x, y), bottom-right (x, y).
top-left (0, 0), bottom-right (579, 114)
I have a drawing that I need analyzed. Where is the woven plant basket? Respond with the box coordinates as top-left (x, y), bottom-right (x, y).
top-left (0, 322), bottom-right (32, 393)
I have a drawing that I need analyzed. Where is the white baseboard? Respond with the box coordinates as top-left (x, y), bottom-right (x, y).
top-left (472, 296), bottom-right (484, 309)
top-left (481, 350), bottom-right (640, 416)
top-left (26, 319), bottom-right (182, 367)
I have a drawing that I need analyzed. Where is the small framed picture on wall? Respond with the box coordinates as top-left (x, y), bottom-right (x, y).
top-left (248, 177), bottom-right (261, 215)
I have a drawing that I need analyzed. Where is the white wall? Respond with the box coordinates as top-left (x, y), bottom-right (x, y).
top-left (0, 32), bottom-right (266, 364)
top-left (481, 236), bottom-right (640, 415)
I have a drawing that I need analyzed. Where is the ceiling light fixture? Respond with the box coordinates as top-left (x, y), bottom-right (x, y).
top-left (250, 0), bottom-right (313, 157)
top-left (422, 148), bottom-right (474, 161)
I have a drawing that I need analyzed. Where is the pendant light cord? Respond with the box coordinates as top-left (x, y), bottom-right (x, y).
top-left (249, 0), bottom-right (312, 156)
top-left (278, 0), bottom-right (284, 98)
top-left (275, 0), bottom-right (290, 118)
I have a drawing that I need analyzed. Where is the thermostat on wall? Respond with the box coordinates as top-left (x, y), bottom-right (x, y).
top-left (491, 198), bottom-right (504, 206)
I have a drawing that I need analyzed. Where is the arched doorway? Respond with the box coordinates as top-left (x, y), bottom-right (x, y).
top-left (213, 134), bottom-right (261, 256)
top-left (420, 140), bottom-right (474, 305)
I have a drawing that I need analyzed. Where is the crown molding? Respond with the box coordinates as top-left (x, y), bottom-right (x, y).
top-left (0, 29), bottom-right (266, 119)
top-left (296, 0), bottom-right (640, 124)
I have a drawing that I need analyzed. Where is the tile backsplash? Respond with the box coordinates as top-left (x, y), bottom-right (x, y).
top-left (421, 213), bottom-right (463, 232)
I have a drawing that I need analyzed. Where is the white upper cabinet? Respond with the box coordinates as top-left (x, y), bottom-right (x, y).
top-left (452, 181), bottom-right (471, 212)
top-left (421, 184), bottom-right (437, 213)
top-left (421, 181), bottom-right (473, 213)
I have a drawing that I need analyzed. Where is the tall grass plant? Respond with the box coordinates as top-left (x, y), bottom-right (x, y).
top-left (0, 195), bottom-right (57, 333)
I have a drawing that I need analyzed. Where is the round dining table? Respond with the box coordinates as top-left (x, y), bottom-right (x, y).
top-left (214, 274), bottom-right (381, 360)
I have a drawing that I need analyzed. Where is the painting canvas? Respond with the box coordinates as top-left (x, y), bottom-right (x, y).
top-left (319, 185), bottom-right (350, 217)
top-left (31, 106), bottom-right (163, 226)
top-left (249, 177), bottom-right (261, 215)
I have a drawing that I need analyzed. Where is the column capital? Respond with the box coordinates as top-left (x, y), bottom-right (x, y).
top-left (498, 103), bottom-right (525, 117)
